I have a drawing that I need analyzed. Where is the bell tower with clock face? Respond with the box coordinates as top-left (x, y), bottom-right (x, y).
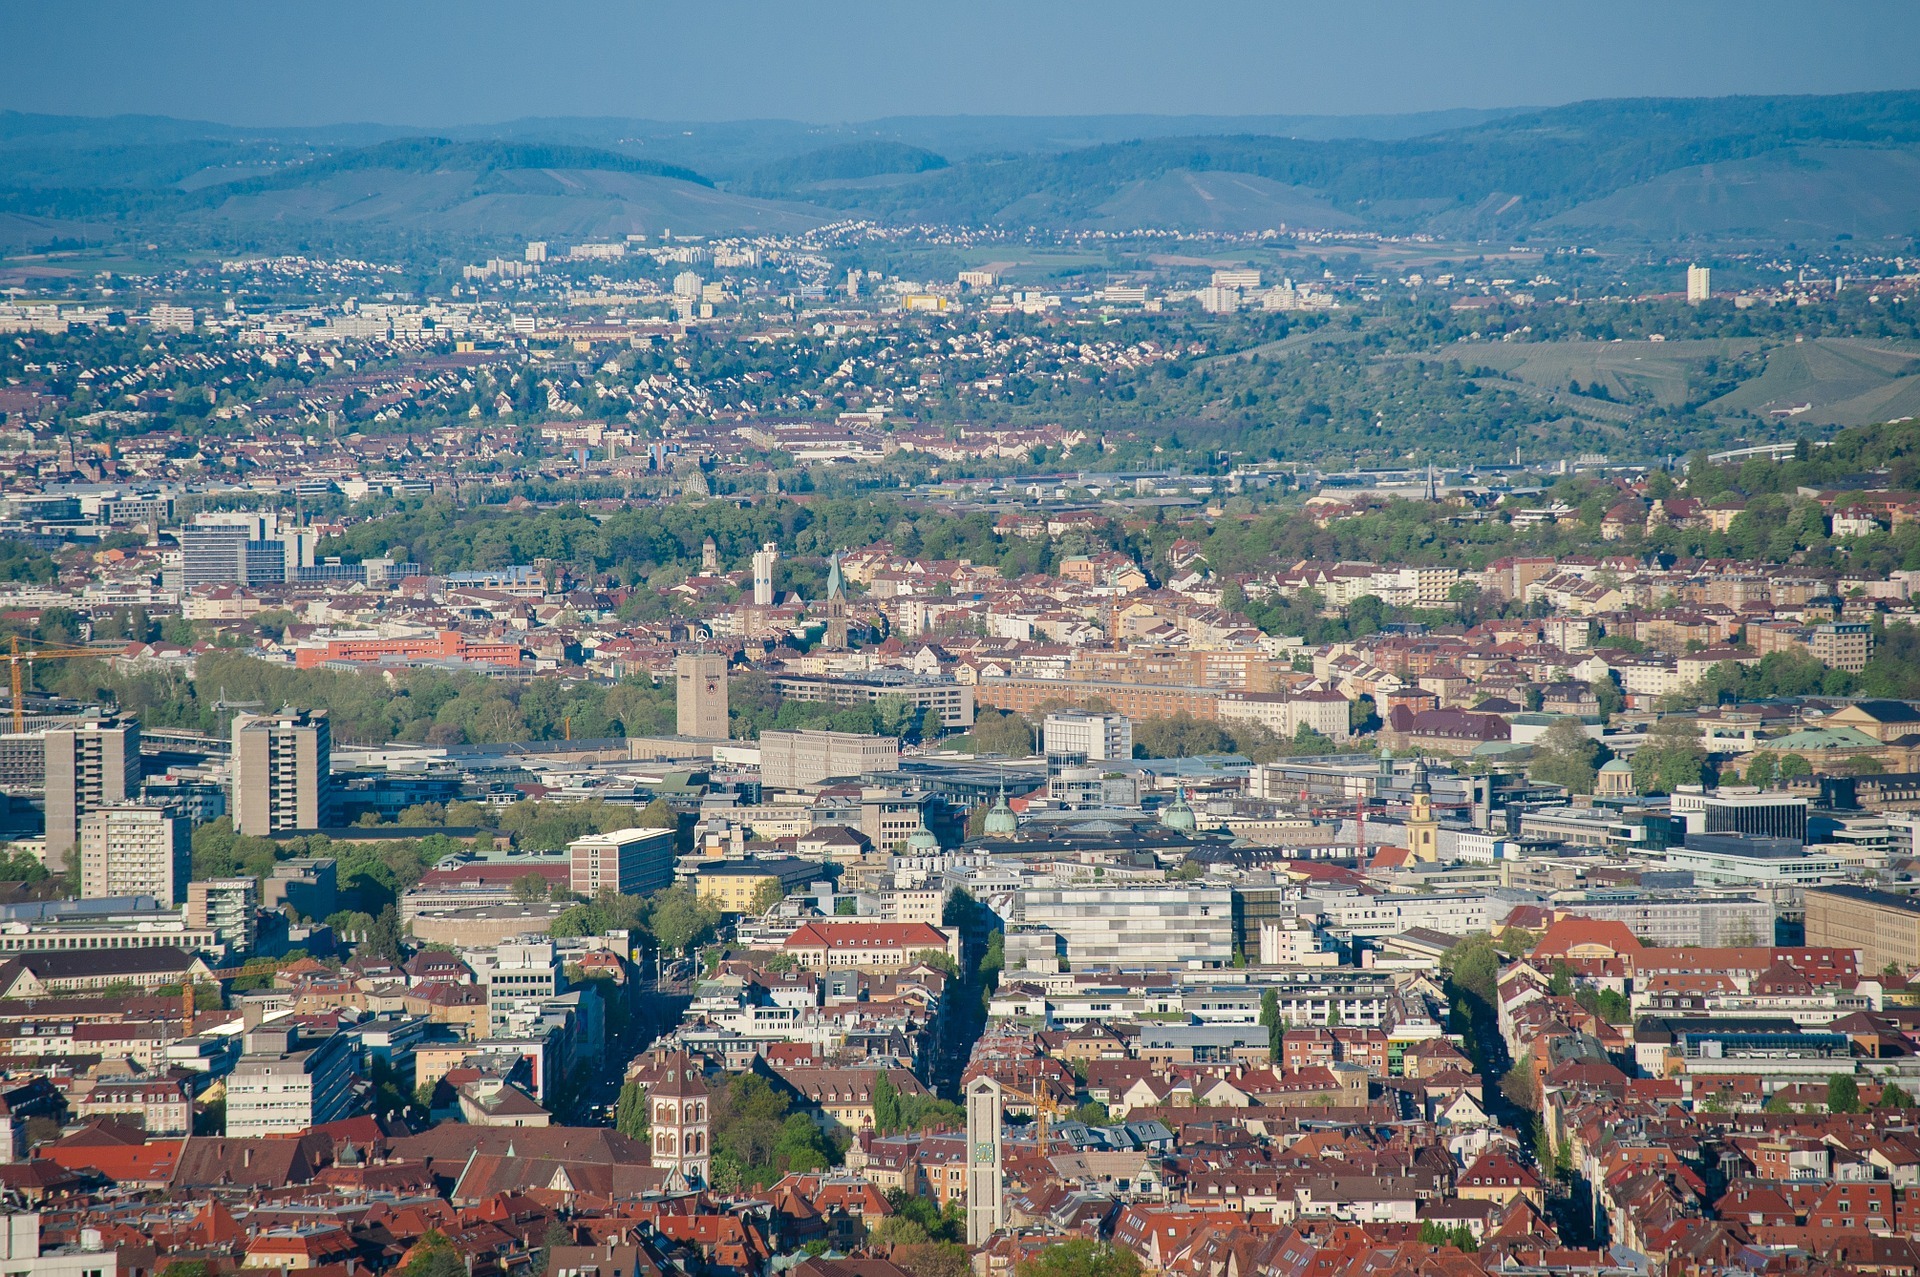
top-left (965, 1074), bottom-right (1004, 1244)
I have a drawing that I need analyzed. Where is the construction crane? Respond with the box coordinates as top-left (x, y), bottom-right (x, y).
top-left (8, 635), bottom-right (101, 733)
top-left (1032, 1089), bottom-right (1060, 1157)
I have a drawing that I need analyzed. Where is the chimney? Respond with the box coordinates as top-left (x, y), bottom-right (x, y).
top-left (183, 984), bottom-right (196, 1037)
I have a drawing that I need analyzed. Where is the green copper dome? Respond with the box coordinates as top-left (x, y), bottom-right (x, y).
top-left (983, 795), bottom-right (1018, 835)
top-left (1159, 792), bottom-right (1197, 831)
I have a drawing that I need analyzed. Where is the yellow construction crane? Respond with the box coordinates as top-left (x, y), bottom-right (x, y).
top-left (1033, 1089), bottom-right (1060, 1157)
top-left (8, 635), bottom-right (101, 733)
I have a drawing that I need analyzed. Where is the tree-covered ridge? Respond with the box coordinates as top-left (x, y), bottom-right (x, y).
top-left (314, 495), bottom-right (1140, 584)
top-left (53, 649), bottom-right (678, 747)
top-left (263, 139), bottom-right (716, 188)
top-left (793, 90), bottom-right (1920, 228)
top-left (739, 141), bottom-right (948, 196)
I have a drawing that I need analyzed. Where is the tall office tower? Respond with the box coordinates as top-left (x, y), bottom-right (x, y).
top-left (78, 802), bottom-right (191, 904)
top-left (1687, 264), bottom-right (1711, 303)
top-left (43, 718), bottom-right (142, 870)
top-left (180, 512), bottom-right (313, 587)
top-left (676, 653), bottom-right (729, 739)
top-left (232, 709), bottom-right (331, 836)
top-left (751, 541), bottom-right (778, 606)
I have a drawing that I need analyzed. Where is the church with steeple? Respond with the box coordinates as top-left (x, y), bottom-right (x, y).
top-left (1405, 761), bottom-right (1440, 862)
top-left (823, 550), bottom-right (850, 651)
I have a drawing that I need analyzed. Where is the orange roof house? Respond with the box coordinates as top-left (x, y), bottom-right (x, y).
top-left (1531, 918), bottom-right (1644, 961)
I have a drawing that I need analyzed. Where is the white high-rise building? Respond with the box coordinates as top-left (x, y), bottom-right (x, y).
top-left (1687, 264), bottom-right (1711, 303)
top-left (525, 241), bottom-right (548, 263)
top-left (1044, 711), bottom-right (1132, 764)
top-left (673, 271), bottom-right (703, 300)
top-left (1197, 286), bottom-right (1241, 314)
top-left (751, 541), bottom-right (778, 607)
top-left (226, 1022), bottom-right (359, 1136)
top-left (78, 802), bottom-right (191, 904)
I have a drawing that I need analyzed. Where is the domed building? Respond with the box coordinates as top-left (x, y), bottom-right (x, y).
top-left (983, 793), bottom-right (1018, 835)
top-left (1159, 789), bottom-right (1197, 832)
top-left (905, 816), bottom-right (941, 854)
top-left (1596, 757), bottom-right (1636, 798)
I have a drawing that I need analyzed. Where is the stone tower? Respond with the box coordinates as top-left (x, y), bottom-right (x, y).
top-left (675, 652), bottom-right (728, 739)
top-left (965, 1074), bottom-right (1004, 1244)
top-left (648, 1052), bottom-right (710, 1190)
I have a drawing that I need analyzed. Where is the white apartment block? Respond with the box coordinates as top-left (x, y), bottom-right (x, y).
top-left (225, 1022), bottom-right (359, 1136)
top-left (1216, 691), bottom-right (1352, 741)
top-left (78, 803), bottom-right (191, 905)
top-left (1043, 711), bottom-right (1133, 763)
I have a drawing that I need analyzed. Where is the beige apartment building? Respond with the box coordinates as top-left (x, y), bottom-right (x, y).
top-left (231, 709), bottom-right (330, 835)
top-left (1806, 884), bottom-right (1920, 973)
top-left (44, 717), bottom-right (142, 869)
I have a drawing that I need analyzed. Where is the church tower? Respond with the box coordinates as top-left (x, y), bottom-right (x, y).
top-left (648, 1052), bottom-right (710, 1190)
top-left (824, 551), bottom-right (850, 651)
top-left (965, 1074), bottom-right (1005, 1244)
top-left (1406, 761), bottom-right (1440, 863)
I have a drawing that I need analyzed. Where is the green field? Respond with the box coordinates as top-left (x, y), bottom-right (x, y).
top-left (1454, 338), bottom-right (1759, 407)
top-left (1703, 337), bottom-right (1920, 426)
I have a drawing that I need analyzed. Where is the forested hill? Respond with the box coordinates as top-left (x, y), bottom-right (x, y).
top-left (6, 91), bottom-right (1920, 246)
top-left (774, 90), bottom-right (1920, 240)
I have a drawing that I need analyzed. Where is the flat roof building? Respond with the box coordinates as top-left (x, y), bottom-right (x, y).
top-left (1020, 885), bottom-right (1236, 969)
top-left (760, 729), bottom-right (900, 790)
top-left (1807, 884), bottom-right (1920, 974)
top-left (77, 802), bottom-right (190, 905)
top-left (774, 674), bottom-right (974, 729)
top-left (225, 1021), bottom-right (359, 1136)
top-left (43, 717), bottom-right (141, 870)
top-left (567, 827), bottom-right (675, 898)
top-left (1666, 833), bottom-right (1846, 887)
top-left (232, 709), bottom-right (330, 836)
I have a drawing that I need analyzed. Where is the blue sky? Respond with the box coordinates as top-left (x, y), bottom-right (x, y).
top-left (6, 0), bottom-right (1919, 126)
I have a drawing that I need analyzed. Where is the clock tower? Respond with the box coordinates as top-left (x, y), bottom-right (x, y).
top-left (1407, 761), bottom-right (1440, 863)
top-left (965, 1074), bottom-right (1004, 1244)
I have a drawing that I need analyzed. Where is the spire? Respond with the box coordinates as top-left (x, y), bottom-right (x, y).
top-left (984, 761), bottom-right (1017, 835)
top-left (827, 551), bottom-right (844, 601)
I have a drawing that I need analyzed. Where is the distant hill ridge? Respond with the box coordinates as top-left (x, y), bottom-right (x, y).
top-left (3, 90), bottom-right (1920, 245)
top-left (243, 138), bottom-right (715, 189)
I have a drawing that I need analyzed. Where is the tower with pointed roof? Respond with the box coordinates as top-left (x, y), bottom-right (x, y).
top-left (824, 551), bottom-right (850, 651)
top-left (649, 1052), bottom-right (710, 1190)
top-left (1406, 760), bottom-right (1439, 863)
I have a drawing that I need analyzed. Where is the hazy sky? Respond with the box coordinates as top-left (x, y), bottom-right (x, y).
top-left (6, 0), bottom-right (1919, 126)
